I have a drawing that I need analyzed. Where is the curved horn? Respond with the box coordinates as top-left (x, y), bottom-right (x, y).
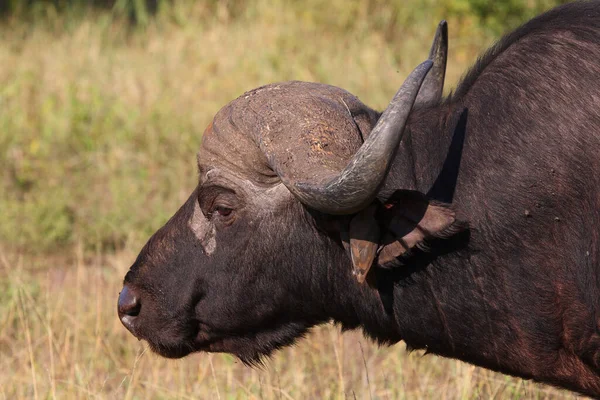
top-left (415, 20), bottom-right (448, 105)
top-left (282, 60), bottom-right (433, 215)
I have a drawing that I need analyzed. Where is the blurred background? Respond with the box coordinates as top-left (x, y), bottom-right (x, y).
top-left (0, 0), bottom-right (579, 398)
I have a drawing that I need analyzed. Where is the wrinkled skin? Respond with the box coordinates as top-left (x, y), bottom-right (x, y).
top-left (123, 186), bottom-right (340, 362)
top-left (121, 2), bottom-right (600, 397)
top-left (122, 83), bottom-right (397, 363)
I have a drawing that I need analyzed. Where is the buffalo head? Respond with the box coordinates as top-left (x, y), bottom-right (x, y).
top-left (117, 23), bottom-right (458, 363)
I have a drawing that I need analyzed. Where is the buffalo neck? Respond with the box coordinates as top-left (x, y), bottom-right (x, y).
top-left (323, 234), bottom-right (473, 353)
top-left (334, 98), bottom-right (531, 379)
top-left (333, 99), bottom-right (481, 352)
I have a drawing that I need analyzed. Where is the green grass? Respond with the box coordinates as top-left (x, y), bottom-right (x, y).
top-left (0, 1), bottom-right (580, 398)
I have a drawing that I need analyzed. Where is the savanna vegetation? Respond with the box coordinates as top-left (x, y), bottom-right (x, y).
top-left (0, 1), bottom-right (580, 398)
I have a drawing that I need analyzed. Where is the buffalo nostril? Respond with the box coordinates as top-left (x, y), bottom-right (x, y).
top-left (118, 285), bottom-right (141, 318)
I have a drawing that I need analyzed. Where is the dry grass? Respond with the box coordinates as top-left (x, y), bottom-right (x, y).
top-left (0, 248), bottom-right (582, 399)
top-left (0, 1), bottom-right (585, 399)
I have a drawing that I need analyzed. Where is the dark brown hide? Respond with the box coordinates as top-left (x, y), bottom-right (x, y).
top-left (120, 2), bottom-right (600, 397)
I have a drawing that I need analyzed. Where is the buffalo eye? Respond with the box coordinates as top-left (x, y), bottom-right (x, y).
top-left (215, 206), bottom-right (232, 217)
top-left (197, 185), bottom-right (238, 221)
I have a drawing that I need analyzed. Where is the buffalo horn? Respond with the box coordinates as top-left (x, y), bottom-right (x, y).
top-left (284, 59), bottom-right (433, 214)
top-left (416, 20), bottom-right (448, 105)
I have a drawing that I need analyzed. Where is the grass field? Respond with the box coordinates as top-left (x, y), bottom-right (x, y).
top-left (0, 249), bottom-right (580, 399)
top-left (0, 248), bottom-right (575, 400)
top-left (0, 1), bottom-right (583, 398)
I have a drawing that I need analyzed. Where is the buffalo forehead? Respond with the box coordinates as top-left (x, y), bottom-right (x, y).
top-left (198, 81), bottom-right (376, 186)
top-left (199, 110), bottom-right (274, 185)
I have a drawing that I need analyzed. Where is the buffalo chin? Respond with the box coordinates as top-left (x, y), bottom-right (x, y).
top-left (198, 322), bottom-right (313, 366)
top-left (146, 340), bottom-right (196, 359)
top-left (140, 308), bottom-right (317, 364)
top-left (146, 321), bottom-right (314, 365)
top-left (141, 323), bottom-right (200, 359)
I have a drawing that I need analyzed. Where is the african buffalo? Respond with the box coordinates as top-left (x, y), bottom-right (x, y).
top-left (118, 1), bottom-right (600, 397)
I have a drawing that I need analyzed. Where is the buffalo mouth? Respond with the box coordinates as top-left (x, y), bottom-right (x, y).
top-left (192, 321), bottom-right (313, 365)
top-left (117, 283), bottom-right (320, 363)
top-left (123, 318), bottom-right (201, 359)
top-left (139, 320), bottom-right (314, 365)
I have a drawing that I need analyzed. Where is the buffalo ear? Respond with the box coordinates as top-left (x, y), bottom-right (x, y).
top-left (378, 191), bottom-right (463, 267)
top-left (340, 192), bottom-right (463, 283)
top-left (348, 204), bottom-right (380, 283)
